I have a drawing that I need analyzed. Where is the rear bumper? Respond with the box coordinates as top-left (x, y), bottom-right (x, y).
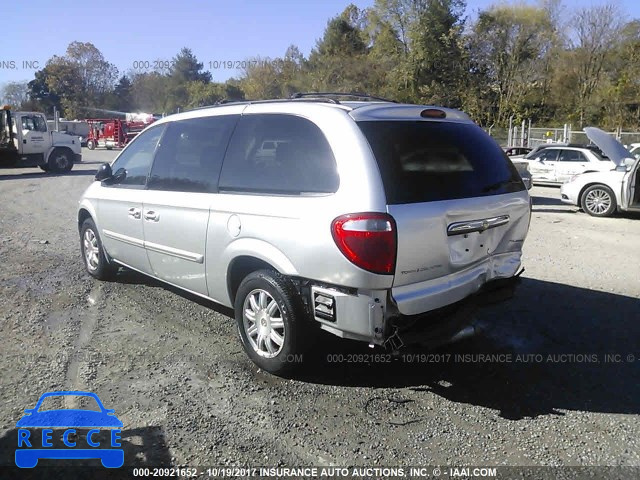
top-left (390, 252), bottom-right (522, 316)
top-left (308, 258), bottom-right (523, 346)
top-left (74, 153), bottom-right (82, 163)
top-left (390, 273), bottom-right (522, 348)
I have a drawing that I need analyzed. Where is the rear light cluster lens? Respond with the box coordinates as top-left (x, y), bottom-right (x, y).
top-left (331, 213), bottom-right (397, 275)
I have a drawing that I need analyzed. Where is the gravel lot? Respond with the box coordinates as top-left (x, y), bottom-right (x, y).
top-left (1, 150), bottom-right (639, 476)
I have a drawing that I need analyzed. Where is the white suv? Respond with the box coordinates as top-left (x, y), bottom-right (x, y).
top-left (78, 94), bottom-right (531, 374)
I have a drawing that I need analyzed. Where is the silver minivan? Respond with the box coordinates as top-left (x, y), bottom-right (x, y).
top-left (78, 95), bottom-right (531, 374)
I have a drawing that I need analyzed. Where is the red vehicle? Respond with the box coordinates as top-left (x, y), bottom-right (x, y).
top-left (86, 114), bottom-right (155, 150)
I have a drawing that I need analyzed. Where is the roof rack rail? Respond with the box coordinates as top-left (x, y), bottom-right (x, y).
top-left (290, 92), bottom-right (397, 103)
top-left (189, 97), bottom-right (344, 111)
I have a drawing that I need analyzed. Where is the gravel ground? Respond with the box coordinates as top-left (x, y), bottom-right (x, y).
top-left (1, 150), bottom-right (639, 477)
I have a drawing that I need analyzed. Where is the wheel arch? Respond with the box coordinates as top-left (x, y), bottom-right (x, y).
top-left (78, 200), bottom-right (99, 232)
top-left (78, 208), bottom-right (93, 232)
top-left (578, 181), bottom-right (618, 207)
top-left (227, 256), bottom-right (281, 306)
top-left (77, 203), bottom-right (111, 263)
top-left (46, 145), bottom-right (74, 163)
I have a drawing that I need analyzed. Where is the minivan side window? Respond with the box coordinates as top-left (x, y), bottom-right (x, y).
top-left (109, 124), bottom-right (166, 187)
top-left (219, 114), bottom-right (339, 194)
top-left (148, 115), bottom-right (238, 193)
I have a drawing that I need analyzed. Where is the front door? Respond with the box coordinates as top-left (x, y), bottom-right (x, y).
top-left (97, 124), bottom-right (166, 273)
top-left (18, 113), bottom-right (49, 157)
top-left (621, 158), bottom-right (640, 210)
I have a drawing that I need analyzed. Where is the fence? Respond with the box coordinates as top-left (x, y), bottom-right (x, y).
top-left (497, 121), bottom-right (640, 149)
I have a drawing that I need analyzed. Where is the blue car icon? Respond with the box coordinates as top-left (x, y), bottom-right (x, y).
top-left (15, 391), bottom-right (124, 468)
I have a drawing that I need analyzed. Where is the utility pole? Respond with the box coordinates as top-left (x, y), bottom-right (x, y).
top-left (508, 116), bottom-right (514, 146)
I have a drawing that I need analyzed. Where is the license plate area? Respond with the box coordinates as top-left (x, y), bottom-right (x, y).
top-left (447, 215), bottom-right (509, 265)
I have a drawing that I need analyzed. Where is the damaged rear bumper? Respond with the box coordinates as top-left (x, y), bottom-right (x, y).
top-left (389, 270), bottom-right (523, 349)
top-left (309, 269), bottom-right (523, 348)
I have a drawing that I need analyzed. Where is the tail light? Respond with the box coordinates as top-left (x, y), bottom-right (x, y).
top-left (331, 213), bottom-right (396, 275)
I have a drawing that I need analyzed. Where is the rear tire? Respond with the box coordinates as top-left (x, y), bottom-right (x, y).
top-left (48, 148), bottom-right (74, 173)
top-left (234, 269), bottom-right (306, 375)
top-left (581, 184), bottom-right (617, 217)
top-left (80, 218), bottom-right (117, 280)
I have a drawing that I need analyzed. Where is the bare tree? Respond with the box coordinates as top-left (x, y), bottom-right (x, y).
top-left (468, 4), bottom-right (558, 125)
top-left (569, 3), bottom-right (622, 126)
top-left (0, 81), bottom-right (30, 108)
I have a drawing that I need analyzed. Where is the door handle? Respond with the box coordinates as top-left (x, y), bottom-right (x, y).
top-left (128, 207), bottom-right (141, 219)
top-left (143, 210), bottom-right (159, 222)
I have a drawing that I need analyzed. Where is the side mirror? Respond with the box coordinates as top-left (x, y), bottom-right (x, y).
top-left (95, 163), bottom-right (113, 181)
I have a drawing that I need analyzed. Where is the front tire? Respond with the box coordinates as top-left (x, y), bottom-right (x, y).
top-left (234, 270), bottom-right (306, 375)
top-left (581, 184), bottom-right (617, 217)
top-left (48, 148), bottom-right (74, 173)
top-left (80, 218), bottom-right (117, 280)
top-left (87, 139), bottom-right (96, 150)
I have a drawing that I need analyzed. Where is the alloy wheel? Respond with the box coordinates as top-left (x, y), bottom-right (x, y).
top-left (584, 188), bottom-right (611, 215)
top-left (242, 289), bottom-right (285, 358)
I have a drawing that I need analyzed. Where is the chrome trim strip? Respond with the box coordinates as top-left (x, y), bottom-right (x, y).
top-left (103, 229), bottom-right (203, 263)
top-left (447, 215), bottom-right (510, 236)
top-left (144, 240), bottom-right (204, 264)
top-left (103, 229), bottom-right (144, 247)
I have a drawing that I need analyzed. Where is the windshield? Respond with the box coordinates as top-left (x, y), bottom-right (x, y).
top-left (358, 121), bottom-right (525, 204)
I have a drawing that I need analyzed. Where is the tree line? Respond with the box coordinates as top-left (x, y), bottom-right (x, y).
top-left (2, 0), bottom-right (638, 130)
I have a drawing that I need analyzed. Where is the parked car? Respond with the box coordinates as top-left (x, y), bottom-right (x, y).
top-left (504, 146), bottom-right (532, 157)
top-left (78, 95), bottom-right (531, 374)
top-left (561, 127), bottom-right (640, 217)
top-left (627, 142), bottom-right (640, 159)
top-left (511, 143), bottom-right (608, 160)
top-left (520, 144), bottom-right (616, 185)
top-left (510, 159), bottom-right (533, 189)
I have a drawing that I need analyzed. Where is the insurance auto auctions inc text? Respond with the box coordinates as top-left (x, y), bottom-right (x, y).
top-left (251, 466), bottom-right (497, 478)
top-left (446, 353), bottom-right (615, 363)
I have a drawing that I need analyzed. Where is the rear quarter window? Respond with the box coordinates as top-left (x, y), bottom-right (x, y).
top-left (357, 121), bottom-right (525, 204)
top-left (219, 114), bottom-right (339, 195)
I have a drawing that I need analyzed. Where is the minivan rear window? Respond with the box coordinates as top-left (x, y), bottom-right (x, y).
top-left (358, 121), bottom-right (525, 204)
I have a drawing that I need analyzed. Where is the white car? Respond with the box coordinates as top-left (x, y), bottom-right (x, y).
top-left (628, 142), bottom-right (640, 159)
top-left (522, 145), bottom-right (616, 185)
top-left (561, 127), bottom-right (640, 217)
